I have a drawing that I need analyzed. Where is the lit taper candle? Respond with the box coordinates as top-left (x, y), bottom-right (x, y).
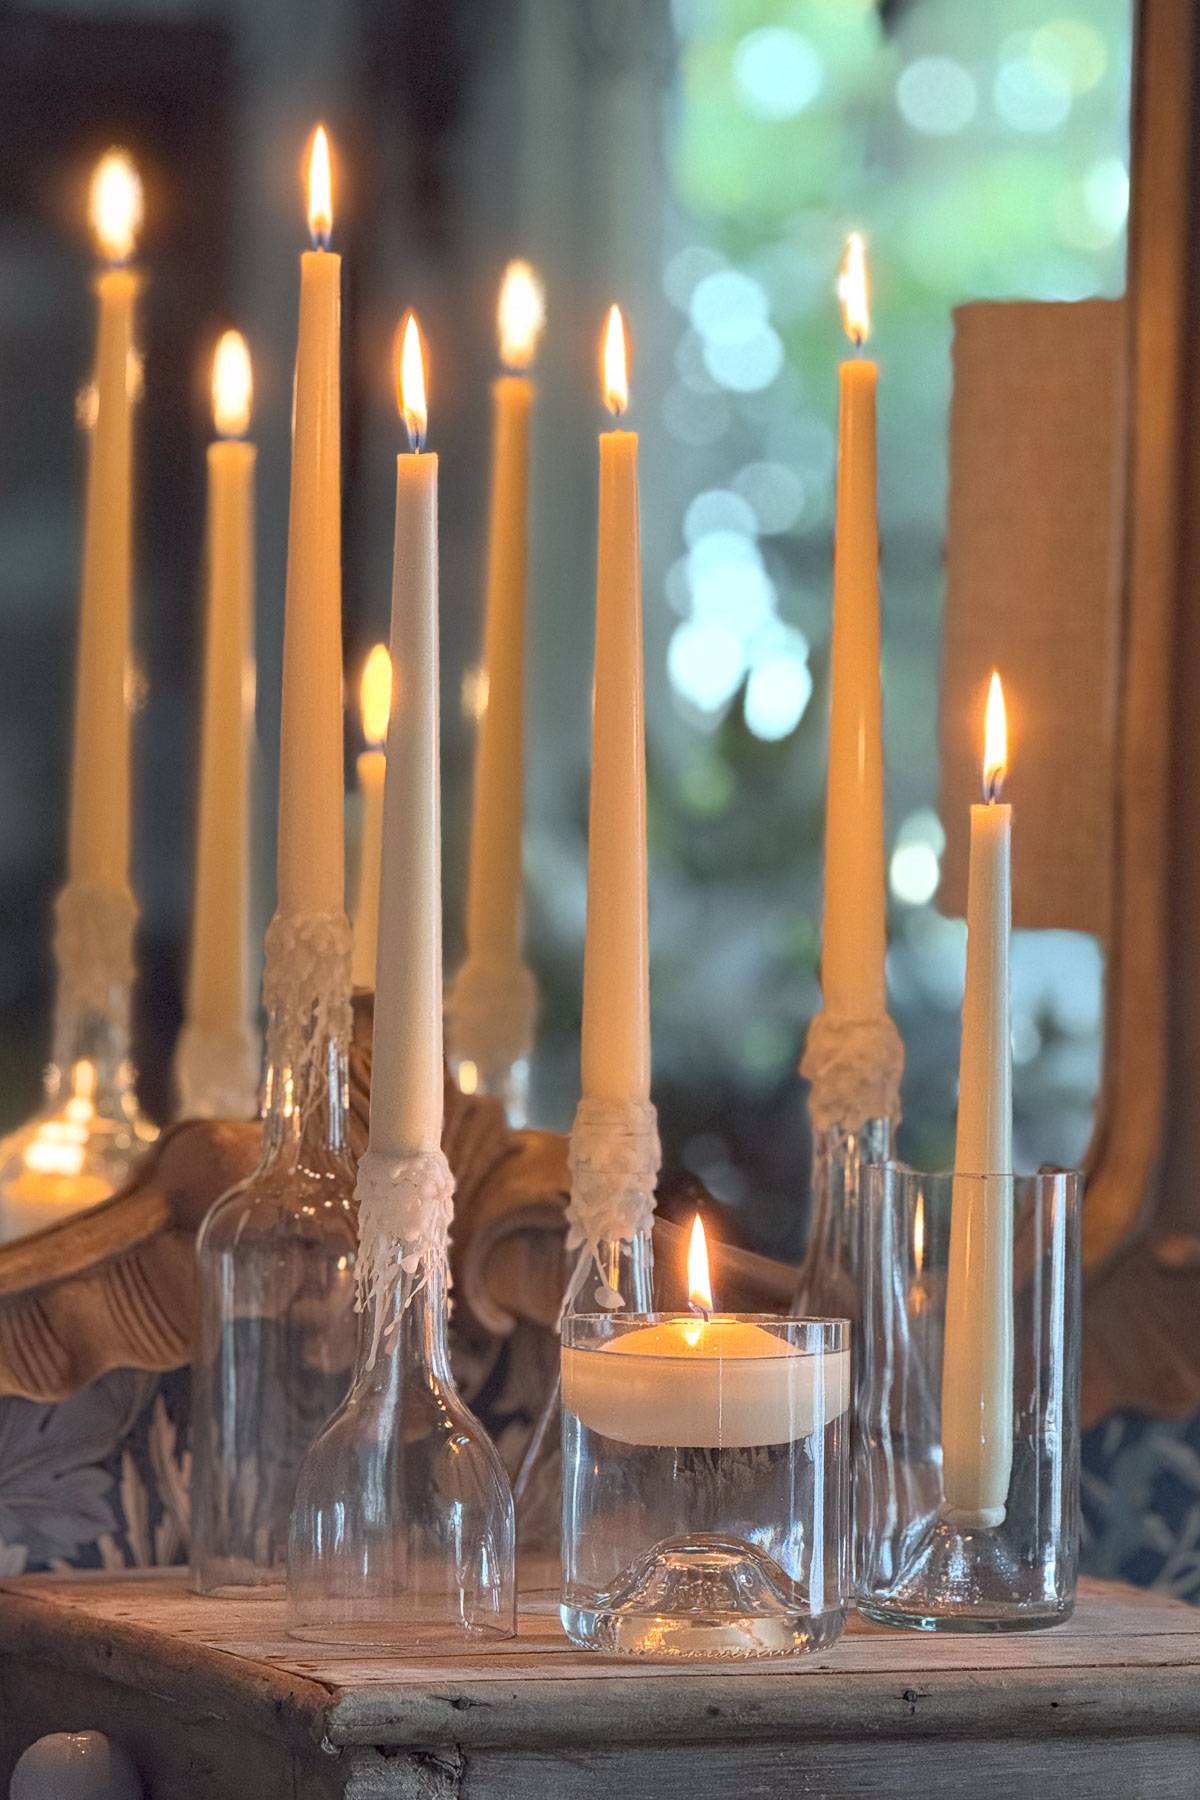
top-left (941, 672), bottom-right (1014, 1528)
top-left (580, 306), bottom-right (650, 1108)
top-left (369, 315), bottom-right (443, 1154)
top-left (446, 264), bottom-right (544, 1104)
top-left (177, 331), bottom-right (259, 1118)
top-left (70, 150), bottom-right (143, 893)
top-left (820, 232), bottom-right (886, 1021)
top-left (276, 124), bottom-right (344, 917)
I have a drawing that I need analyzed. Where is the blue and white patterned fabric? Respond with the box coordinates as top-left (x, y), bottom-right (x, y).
top-left (1, 1362), bottom-right (1198, 1596)
top-left (1081, 1411), bottom-right (1200, 1599)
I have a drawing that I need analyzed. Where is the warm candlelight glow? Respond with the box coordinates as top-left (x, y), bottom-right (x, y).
top-left (360, 643), bottom-right (392, 749)
top-left (211, 330), bottom-right (253, 438)
top-left (687, 1213), bottom-right (714, 1317)
top-left (89, 150), bottom-right (143, 265)
top-left (397, 312), bottom-right (428, 452)
top-left (983, 670), bottom-right (1008, 803)
top-left (837, 231), bottom-right (870, 348)
top-left (497, 260), bottom-right (545, 371)
top-left (306, 124), bottom-right (333, 248)
top-left (913, 1191), bottom-right (925, 1275)
top-left (21, 1062), bottom-right (97, 1182)
top-left (602, 304), bottom-right (629, 416)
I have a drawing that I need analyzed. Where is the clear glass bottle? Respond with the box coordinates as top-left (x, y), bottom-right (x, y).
top-left (190, 927), bottom-right (358, 1595)
top-left (0, 885), bottom-right (156, 1243)
top-left (795, 1117), bottom-right (893, 1319)
top-left (288, 1249), bottom-right (516, 1645)
top-left (856, 1165), bottom-right (1081, 1631)
top-left (514, 1228), bottom-right (654, 1581)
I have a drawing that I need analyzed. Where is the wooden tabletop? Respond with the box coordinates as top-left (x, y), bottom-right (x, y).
top-left (0, 1572), bottom-right (1197, 1797)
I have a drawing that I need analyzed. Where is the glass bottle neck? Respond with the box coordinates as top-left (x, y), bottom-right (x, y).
top-left (565, 1230), bottom-right (655, 1316)
top-left (45, 1002), bottom-right (138, 1126)
top-left (352, 1263), bottom-right (453, 1391)
top-left (260, 1016), bottom-right (351, 1158)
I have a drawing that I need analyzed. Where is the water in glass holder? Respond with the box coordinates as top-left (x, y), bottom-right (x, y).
top-left (561, 1313), bottom-right (850, 1658)
top-left (856, 1165), bottom-right (1081, 1631)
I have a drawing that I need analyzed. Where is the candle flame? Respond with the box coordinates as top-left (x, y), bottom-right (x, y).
top-left (396, 311), bottom-right (428, 451)
top-left (307, 125), bottom-right (333, 248)
top-left (602, 304), bottom-right (629, 416)
top-left (498, 260), bottom-right (545, 371)
top-left (89, 150), bottom-right (143, 265)
top-left (837, 231), bottom-right (870, 347)
top-left (913, 1191), bottom-right (925, 1276)
top-left (360, 643), bottom-right (392, 748)
top-left (983, 670), bottom-right (1008, 802)
top-left (687, 1213), bottom-right (714, 1316)
top-left (211, 330), bottom-right (253, 438)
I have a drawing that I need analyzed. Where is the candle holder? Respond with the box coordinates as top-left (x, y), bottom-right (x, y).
top-left (513, 1099), bottom-right (659, 1582)
top-left (561, 1311), bottom-right (850, 1658)
top-left (287, 1149), bottom-right (516, 1645)
top-left (190, 912), bottom-right (358, 1594)
top-left (0, 883), bottom-right (156, 1242)
top-left (795, 1117), bottom-right (892, 1318)
top-left (856, 1164), bottom-right (1081, 1632)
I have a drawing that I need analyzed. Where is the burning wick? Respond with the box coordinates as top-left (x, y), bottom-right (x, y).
top-left (687, 1213), bottom-right (714, 1322)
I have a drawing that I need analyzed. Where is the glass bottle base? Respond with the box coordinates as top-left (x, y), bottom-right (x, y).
top-left (560, 1535), bottom-right (845, 1660)
top-left (287, 1608), bottom-right (515, 1650)
top-left (856, 1514), bottom-right (1075, 1633)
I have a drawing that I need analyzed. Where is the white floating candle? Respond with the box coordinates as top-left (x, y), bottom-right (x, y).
top-left (563, 1217), bottom-right (850, 1449)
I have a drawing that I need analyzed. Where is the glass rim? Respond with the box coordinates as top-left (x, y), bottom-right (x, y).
top-left (868, 1162), bottom-right (1083, 1186)
top-left (562, 1311), bottom-right (848, 1349)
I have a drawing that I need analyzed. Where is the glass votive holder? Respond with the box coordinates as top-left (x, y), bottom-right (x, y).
top-left (560, 1312), bottom-right (850, 1659)
top-left (856, 1165), bottom-right (1081, 1632)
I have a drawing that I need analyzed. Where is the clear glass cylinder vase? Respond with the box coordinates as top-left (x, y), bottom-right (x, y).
top-left (287, 1259), bottom-right (516, 1645)
top-left (190, 982), bottom-right (358, 1595)
top-left (856, 1164), bottom-right (1081, 1631)
top-left (561, 1312), bottom-right (850, 1657)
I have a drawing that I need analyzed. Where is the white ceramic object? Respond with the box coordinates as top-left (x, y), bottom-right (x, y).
top-left (11, 1732), bottom-right (142, 1800)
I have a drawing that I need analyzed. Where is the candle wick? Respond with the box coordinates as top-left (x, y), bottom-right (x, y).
top-left (690, 1302), bottom-right (712, 1323)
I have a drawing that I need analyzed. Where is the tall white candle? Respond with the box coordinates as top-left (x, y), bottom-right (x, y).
top-left (69, 151), bottom-right (142, 894)
top-left (185, 332), bottom-right (256, 1048)
top-left (369, 316), bottom-right (442, 1155)
top-left (579, 307), bottom-right (650, 1108)
top-left (462, 261), bottom-right (543, 970)
top-left (821, 233), bottom-right (887, 1020)
top-left (351, 645), bottom-right (391, 991)
top-left (941, 672), bottom-right (1014, 1528)
top-left (276, 125), bottom-right (344, 918)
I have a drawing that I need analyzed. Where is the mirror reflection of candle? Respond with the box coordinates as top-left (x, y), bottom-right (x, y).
top-left (351, 645), bottom-right (392, 991)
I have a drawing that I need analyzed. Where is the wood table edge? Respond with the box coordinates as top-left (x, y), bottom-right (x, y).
top-left (322, 1656), bottom-right (1200, 1750)
top-left (0, 1582), bottom-right (337, 1756)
